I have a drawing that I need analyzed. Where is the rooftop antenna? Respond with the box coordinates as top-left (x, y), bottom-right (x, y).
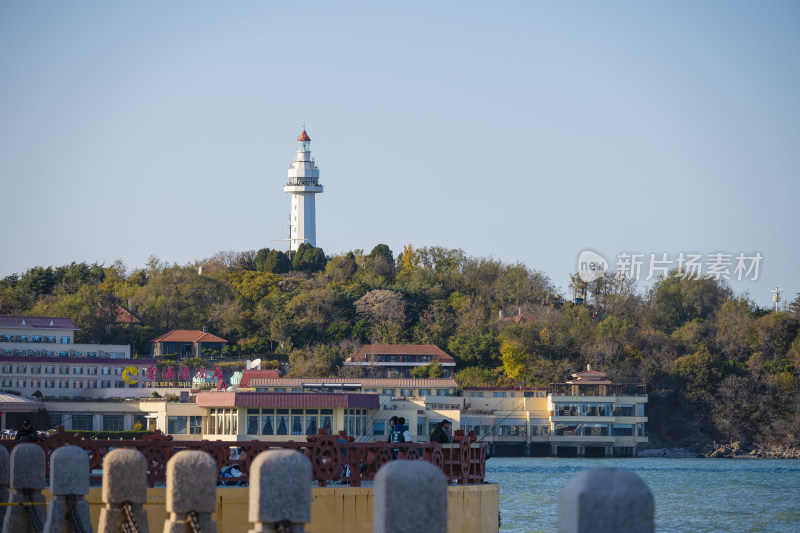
top-left (770, 286), bottom-right (782, 312)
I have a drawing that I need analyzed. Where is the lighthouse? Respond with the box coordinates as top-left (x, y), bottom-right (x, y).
top-left (284, 128), bottom-right (323, 252)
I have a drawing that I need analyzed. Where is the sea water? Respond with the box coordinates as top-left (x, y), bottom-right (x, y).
top-left (485, 457), bottom-right (800, 532)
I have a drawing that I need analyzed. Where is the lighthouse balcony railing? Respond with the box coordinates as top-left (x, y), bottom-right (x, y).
top-left (287, 177), bottom-right (320, 186)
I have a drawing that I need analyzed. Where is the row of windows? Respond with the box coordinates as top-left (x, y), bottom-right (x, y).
top-left (468, 390), bottom-right (547, 398)
top-left (168, 416), bottom-right (203, 435)
top-left (554, 423), bottom-right (646, 437)
top-left (0, 349), bottom-right (100, 357)
top-left (46, 413), bottom-right (129, 432)
top-left (1, 365), bottom-right (124, 376)
top-left (554, 404), bottom-right (643, 417)
top-left (245, 408), bottom-right (336, 437)
top-left (0, 335), bottom-right (70, 344)
top-left (1, 379), bottom-right (129, 389)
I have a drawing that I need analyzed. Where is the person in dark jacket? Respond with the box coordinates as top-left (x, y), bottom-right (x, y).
top-left (15, 419), bottom-right (38, 442)
top-left (430, 420), bottom-right (452, 444)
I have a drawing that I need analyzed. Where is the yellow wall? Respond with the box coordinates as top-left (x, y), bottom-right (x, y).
top-left (50, 484), bottom-right (499, 533)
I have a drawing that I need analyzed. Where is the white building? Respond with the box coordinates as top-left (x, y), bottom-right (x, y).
top-left (284, 128), bottom-right (323, 252)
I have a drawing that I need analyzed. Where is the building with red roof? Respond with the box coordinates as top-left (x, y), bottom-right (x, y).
top-left (343, 344), bottom-right (456, 378)
top-left (149, 329), bottom-right (228, 358)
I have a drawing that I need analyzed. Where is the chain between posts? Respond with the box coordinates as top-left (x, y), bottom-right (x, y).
top-left (23, 488), bottom-right (43, 533)
top-left (66, 494), bottom-right (88, 533)
top-left (121, 501), bottom-right (141, 533)
top-left (188, 510), bottom-right (201, 533)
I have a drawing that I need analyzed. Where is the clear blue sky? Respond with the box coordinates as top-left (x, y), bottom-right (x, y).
top-left (1, 1), bottom-right (798, 308)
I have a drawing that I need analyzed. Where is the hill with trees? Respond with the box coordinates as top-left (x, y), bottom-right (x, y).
top-left (1, 244), bottom-right (798, 450)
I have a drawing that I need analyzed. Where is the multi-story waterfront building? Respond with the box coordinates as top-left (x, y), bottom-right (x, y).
top-left (547, 366), bottom-right (648, 457)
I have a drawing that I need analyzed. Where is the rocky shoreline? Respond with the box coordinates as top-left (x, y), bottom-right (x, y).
top-left (639, 441), bottom-right (800, 459)
top-left (703, 441), bottom-right (800, 459)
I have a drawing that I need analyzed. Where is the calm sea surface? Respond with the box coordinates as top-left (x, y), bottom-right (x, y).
top-left (485, 457), bottom-right (800, 532)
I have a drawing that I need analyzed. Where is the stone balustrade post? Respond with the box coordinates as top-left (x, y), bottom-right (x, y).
top-left (2, 443), bottom-right (46, 533)
top-left (43, 446), bottom-right (93, 533)
top-left (248, 450), bottom-right (311, 533)
top-left (97, 448), bottom-right (149, 533)
top-left (374, 460), bottom-right (448, 533)
top-left (0, 447), bottom-right (8, 527)
top-left (558, 468), bottom-right (654, 533)
top-left (164, 451), bottom-right (217, 533)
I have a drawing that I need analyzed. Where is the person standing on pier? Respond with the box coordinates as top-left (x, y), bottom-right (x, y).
top-left (430, 420), bottom-right (452, 444)
top-left (15, 419), bottom-right (38, 442)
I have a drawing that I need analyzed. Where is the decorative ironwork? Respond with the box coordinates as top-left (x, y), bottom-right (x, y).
top-left (0, 427), bottom-right (486, 487)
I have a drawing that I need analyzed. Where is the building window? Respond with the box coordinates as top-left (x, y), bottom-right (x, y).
top-left (103, 415), bottom-right (124, 431)
top-left (1, 365), bottom-right (10, 373)
top-left (59, 366), bottom-right (70, 374)
top-left (291, 410), bottom-right (304, 436)
top-left (493, 392), bottom-right (507, 398)
top-left (555, 424), bottom-right (579, 436)
top-left (247, 409), bottom-right (260, 435)
top-left (261, 409), bottom-right (275, 435)
top-left (16, 365), bottom-right (26, 373)
top-left (436, 389), bottom-right (450, 396)
top-left (400, 389), bottom-right (413, 397)
top-left (585, 404), bottom-right (611, 417)
top-left (100, 380), bottom-right (111, 388)
top-left (637, 423), bottom-right (645, 437)
top-left (87, 367), bottom-right (97, 375)
top-left (115, 381), bottom-right (125, 388)
top-left (469, 391), bottom-right (484, 398)
top-left (45, 380), bottom-right (55, 388)
top-left (189, 416), bottom-right (202, 434)
top-left (373, 420), bottom-right (386, 436)
top-left (60, 336), bottom-right (70, 344)
top-left (87, 380), bottom-right (98, 388)
top-left (612, 405), bottom-right (635, 417)
top-left (45, 366), bottom-right (55, 374)
top-left (305, 409), bottom-right (318, 435)
top-left (71, 414), bottom-right (93, 431)
top-left (612, 424), bottom-right (634, 437)
top-left (73, 380), bottom-right (83, 389)
top-left (276, 409), bottom-right (289, 435)
top-left (168, 416), bottom-right (188, 434)
top-left (50, 413), bottom-right (63, 429)
top-left (583, 424), bottom-right (609, 436)
top-left (58, 352), bottom-right (68, 357)
top-left (31, 365), bottom-right (41, 374)
top-left (31, 379), bottom-right (41, 388)
top-left (15, 379), bottom-right (26, 388)
top-left (382, 389), bottom-right (395, 395)
top-left (73, 367), bottom-right (83, 375)
top-left (418, 389), bottom-right (431, 397)
top-left (498, 419), bottom-right (527, 437)
top-left (208, 409), bottom-right (216, 435)
top-left (101, 367), bottom-right (111, 375)
top-left (59, 380), bottom-right (69, 388)
top-left (321, 409), bottom-right (333, 433)
top-left (133, 415), bottom-right (147, 431)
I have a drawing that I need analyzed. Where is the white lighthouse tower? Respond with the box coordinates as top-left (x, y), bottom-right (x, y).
top-left (284, 128), bottom-right (323, 252)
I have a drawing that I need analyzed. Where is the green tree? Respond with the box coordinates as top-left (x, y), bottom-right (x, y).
top-left (292, 243), bottom-right (327, 273)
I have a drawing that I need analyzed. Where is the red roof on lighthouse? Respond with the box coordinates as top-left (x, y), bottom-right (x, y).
top-left (297, 129), bottom-right (310, 141)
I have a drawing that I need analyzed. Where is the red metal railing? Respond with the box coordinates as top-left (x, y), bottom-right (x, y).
top-left (1, 427), bottom-right (486, 487)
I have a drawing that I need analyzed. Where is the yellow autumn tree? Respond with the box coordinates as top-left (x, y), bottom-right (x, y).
top-left (500, 340), bottom-right (530, 383)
